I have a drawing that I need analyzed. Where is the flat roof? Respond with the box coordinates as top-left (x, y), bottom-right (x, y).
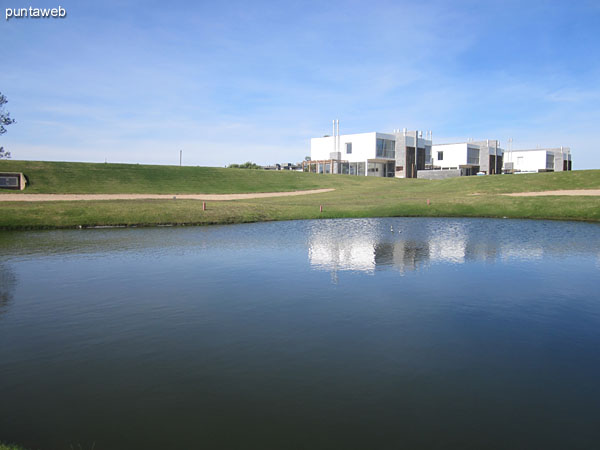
top-left (432, 141), bottom-right (500, 147)
top-left (507, 148), bottom-right (570, 152)
top-left (313, 131), bottom-right (430, 140)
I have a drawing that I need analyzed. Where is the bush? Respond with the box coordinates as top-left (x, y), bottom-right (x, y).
top-left (228, 161), bottom-right (262, 169)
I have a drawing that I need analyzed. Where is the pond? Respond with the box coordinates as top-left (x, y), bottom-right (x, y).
top-left (1, 218), bottom-right (599, 449)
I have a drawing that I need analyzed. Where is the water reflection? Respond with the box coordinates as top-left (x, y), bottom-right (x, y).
top-left (374, 241), bottom-right (430, 273)
top-left (309, 237), bottom-right (376, 273)
top-left (1, 219), bottom-right (598, 266)
top-left (0, 264), bottom-right (16, 318)
top-left (307, 219), bottom-right (478, 274)
top-left (307, 219), bottom-right (436, 275)
top-left (307, 218), bottom-right (600, 275)
top-left (427, 221), bottom-right (468, 264)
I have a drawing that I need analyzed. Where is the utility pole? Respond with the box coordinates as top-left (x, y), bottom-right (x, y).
top-left (179, 150), bottom-right (182, 167)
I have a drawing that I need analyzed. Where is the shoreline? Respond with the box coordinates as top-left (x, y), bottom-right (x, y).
top-left (1, 210), bottom-right (599, 232)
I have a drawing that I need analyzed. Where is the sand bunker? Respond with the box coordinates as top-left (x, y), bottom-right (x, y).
top-left (0, 188), bottom-right (335, 202)
top-left (504, 189), bottom-right (600, 197)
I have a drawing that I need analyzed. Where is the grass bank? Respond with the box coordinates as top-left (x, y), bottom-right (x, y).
top-left (0, 160), bottom-right (347, 194)
top-left (1, 160), bottom-right (600, 229)
top-left (0, 443), bottom-right (27, 450)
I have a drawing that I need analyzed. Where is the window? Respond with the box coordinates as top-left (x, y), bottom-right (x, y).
top-left (546, 153), bottom-right (555, 170)
top-left (358, 162), bottom-right (366, 176)
top-left (467, 147), bottom-right (480, 165)
top-left (437, 151), bottom-right (443, 161)
top-left (367, 162), bottom-right (382, 176)
top-left (345, 142), bottom-right (352, 154)
top-left (376, 138), bottom-right (395, 159)
top-left (386, 161), bottom-right (395, 177)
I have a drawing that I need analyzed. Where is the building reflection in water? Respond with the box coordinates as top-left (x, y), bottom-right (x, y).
top-left (427, 221), bottom-right (468, 264)
top-left (306, 219), bottom-right (547, 278)
top-left (309, 238), bottom-right (376, 275)
top-left (307, 219), bottom-right (436, 276)
top-left (500, 244), bottom-right (544, 262)
top-left (374, 241), bottom-right (430, 273)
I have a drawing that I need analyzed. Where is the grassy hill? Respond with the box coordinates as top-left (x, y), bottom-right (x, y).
top-left (1, 160), bottom-right (600, 229)
top-left (1, 159), bottom-right (599, 195)
top-left (0, 160), bottom-right (353, 194)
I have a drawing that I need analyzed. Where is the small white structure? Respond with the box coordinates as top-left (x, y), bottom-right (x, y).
top-left (503, 147), bottom-right (572, 173)
top-left (308, 121), bottom-right (432, 178)
top-left (430, 140), bottom-right (504, 177)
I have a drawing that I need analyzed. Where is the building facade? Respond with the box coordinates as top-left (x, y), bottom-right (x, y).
top-left (309, 123), bottom-right (573, 178)
top-left (309, 127), bottom-right (432, 178)
top-left (430, 140), bottom-right (503, 176)
top-left (503, 147), bottom-right (572, 173)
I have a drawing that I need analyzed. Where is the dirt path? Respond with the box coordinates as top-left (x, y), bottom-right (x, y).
top-left (504, 189), bottom-right (600, 197)
top-left (0, 188), bottom-right (335, 202)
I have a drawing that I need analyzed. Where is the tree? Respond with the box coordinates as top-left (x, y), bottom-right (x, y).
top-left (228, 161), bottom-right (263, 169)
top-left (0, 92), bottom-right (16, 159)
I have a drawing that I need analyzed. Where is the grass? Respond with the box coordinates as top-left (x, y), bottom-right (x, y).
top-left (0, 443), bottom-right (27, 450)
top-left (0, 160), bottom-right (346, 194)
top-left (1, 160), bottom-right (600, 229)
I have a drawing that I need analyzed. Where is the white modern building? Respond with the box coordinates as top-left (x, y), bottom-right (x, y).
top-left (309, 122), bottom-right (573, 178)
top-left (308, 122), bottom-right (432, 178)
top-left (427, 140), bottom-right (504, 178)
top-left (503, 147), bottom-right (572, 173)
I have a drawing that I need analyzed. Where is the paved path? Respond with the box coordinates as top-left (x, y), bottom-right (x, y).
top-left (0, 188), bottom-right (335, 202)
top-left (504, 189), bottom-right (600, 197)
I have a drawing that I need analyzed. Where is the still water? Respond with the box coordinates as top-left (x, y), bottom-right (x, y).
top-left (1, 218), bottom-right (599, 449)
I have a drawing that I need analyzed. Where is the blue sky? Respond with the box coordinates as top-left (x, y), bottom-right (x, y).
top-left (2, 0), bottom-right (599, 168)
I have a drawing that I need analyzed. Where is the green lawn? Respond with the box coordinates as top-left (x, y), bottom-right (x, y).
top-left (1, 160), bottom-right (600, 229)
top-left (0, 160), bottom-right (349, 194)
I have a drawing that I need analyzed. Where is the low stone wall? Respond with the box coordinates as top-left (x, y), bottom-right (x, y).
top-left (417, 169), bottom-right (463, 180)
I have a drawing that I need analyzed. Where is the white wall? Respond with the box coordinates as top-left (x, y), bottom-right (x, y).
top-left (310, 136), bottom-right (337, 161)
top-left (311, 132), bottom-right (378, 164)
top-left (343, 132), bottom-right (377, 163)
top-left (432, 143), bottom-right (468, 168)
top-left (506, 150), bottom-right (547, 172)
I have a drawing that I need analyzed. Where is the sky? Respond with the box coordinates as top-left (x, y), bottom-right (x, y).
top-left (1, 0), bottom-right (599, 168)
